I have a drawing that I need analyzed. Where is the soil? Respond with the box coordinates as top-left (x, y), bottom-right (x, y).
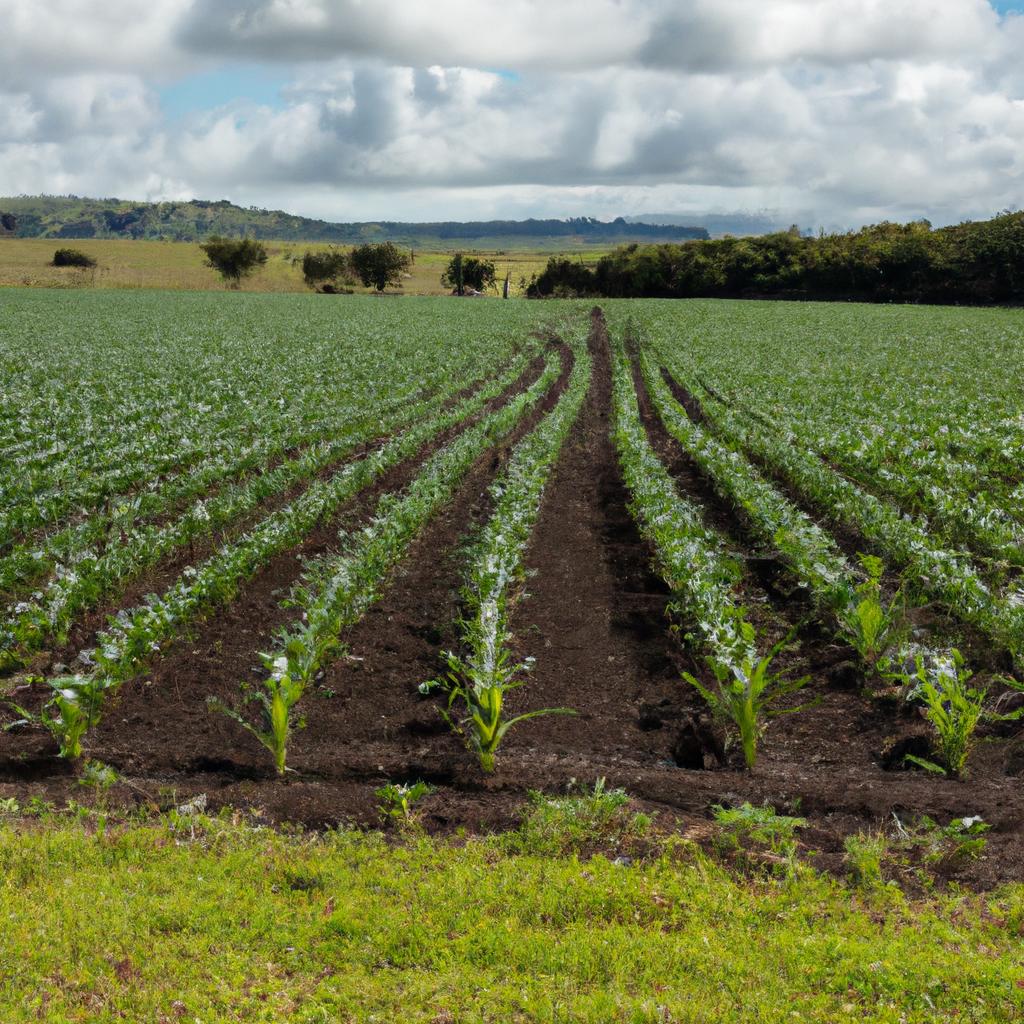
top-left (2, 313), bottom-right (1023, 891)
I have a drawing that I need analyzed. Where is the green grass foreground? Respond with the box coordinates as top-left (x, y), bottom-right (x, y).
top-left (1, 814), bottom-right (1023, 1023)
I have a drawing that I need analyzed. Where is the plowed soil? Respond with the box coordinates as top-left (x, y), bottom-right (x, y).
top-left (3, 312), bottom-right (1023, 890)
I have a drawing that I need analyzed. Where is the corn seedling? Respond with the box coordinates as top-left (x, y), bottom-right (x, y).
top-left (885, 649), bottom-right (984, 777)
top-left (423, 647), bottom-right (573, 773)
top-left (683, 627), bottom-right (813, 770)
top-left (207, 656), bottom-right (306, 775)
top-left (836, 554), bottom-right (907, 669)
top-left (5, 674), bottom-right (112, 759)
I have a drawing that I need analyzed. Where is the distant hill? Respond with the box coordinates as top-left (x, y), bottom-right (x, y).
top-left (0, 196), bottom-right (709, 246)
top-left (625, 211), bottom-right (791, 237)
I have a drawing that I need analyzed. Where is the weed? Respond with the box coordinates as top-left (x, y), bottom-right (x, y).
top-left (375, 781), bottom-right (433, 823)
top-left (512, 778), bottom-right (653, 856)
top-left (844, 832), bottom-right (888, 887)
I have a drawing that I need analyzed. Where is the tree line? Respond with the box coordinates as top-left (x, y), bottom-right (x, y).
top-left (526, 212), bottom-right (1024, 305)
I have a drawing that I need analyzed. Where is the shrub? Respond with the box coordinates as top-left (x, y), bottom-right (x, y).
top-left (199, 236), bottom-right (268, 287)
top-left (348, 242), bottom-right (411, 292)
top-left (52, 248), bottom-right (96, 268)
top-left (301, 249), bottom-right (353, 292)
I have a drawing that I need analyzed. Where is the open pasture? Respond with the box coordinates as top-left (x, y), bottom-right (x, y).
top-left (2, 289), bottom-right (1024, 889)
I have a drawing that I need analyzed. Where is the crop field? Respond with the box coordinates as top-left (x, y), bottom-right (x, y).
top-left (2, 289), bottom-right (1024, 890)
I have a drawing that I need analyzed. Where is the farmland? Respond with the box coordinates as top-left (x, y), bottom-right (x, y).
top-left (0, 289), bottom-right (1022, 879)
top-left (3, 288), bottom-right (1024, 1017)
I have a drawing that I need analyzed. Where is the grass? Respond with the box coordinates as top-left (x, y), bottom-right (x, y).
top-left (1, 808), bottom-right (1023, 1022)
top-left (0, 238), bottom-right (601, 296)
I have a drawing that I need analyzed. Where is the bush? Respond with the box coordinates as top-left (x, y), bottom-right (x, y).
top-left (301, 249), bottom-right (353, 292)
top-left (348, 242), bottom-right (412, 292)
top-left (199, 236), bottom-right (268, 288)
top-left (441, 253), bottom-right (497, 295)
top-left (52, 248), bottom-right (96, 269)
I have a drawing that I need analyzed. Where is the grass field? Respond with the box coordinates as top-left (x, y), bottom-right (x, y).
top-left (3, 287), bottom-right (1024, 1020)
top-left (0, 237), bottom-right (596, 296)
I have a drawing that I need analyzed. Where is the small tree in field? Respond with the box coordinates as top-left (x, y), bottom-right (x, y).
top-left (349, 242), bottom-right (412, 292)
top-left (200, 236), bottom-right (268, 288)
top-left (301, 248), bottom-right (354, 292)
top-left (441, 253), bottom-right (497, 295)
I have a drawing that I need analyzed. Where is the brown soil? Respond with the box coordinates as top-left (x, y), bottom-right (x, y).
top-left (2, 315), bottom-right (1023, 891)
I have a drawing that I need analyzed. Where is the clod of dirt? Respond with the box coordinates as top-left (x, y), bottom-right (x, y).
top-left (1004, 740), bottom-right (1024, 777)
top-left (826, 660), bottom-right (862, 691)
top-left (879, 733), bottom-right (934, 771)
top-left (671, 716), bottom-right (725, 770)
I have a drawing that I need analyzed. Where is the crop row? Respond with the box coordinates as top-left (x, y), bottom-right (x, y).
top-left (214, 342), bottom-right (572, 771)
top-left (658, 359), bottom-right (1024, 669)
top-left (422, 324), bottom-right (592, 770)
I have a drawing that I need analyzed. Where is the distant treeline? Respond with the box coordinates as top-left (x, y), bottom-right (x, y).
top-left (0, 196), bottom-right (707, 245)
top-left (528, 213), bottom-right (1024, 305)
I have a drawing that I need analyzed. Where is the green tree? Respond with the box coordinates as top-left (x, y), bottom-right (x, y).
top-left (348, 242), bottom-right (412, 292)
top-left (441, 253), bottom-right (497, 294)
top-left (199, 236), bottom-right (268, 288)
top-left (301, 248), bottom-right (353, 292)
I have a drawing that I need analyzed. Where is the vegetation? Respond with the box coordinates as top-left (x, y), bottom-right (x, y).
top-left (440, 252), bottom-right (497, 294)
top-left (0, 194), bottom-right (706, 245)
top-left (423, 327), bottom-right (591, 770)
top-left (199, 235), bottom-right (268, 287)
top-left (1, 814), bottom-right (1023, 1022)
top-left (530, 210), bottom-right (1024, 304)
top-left (51, 247), bottom-right (96, 268)
top-left (300, 247), bottom-right (353, 291)
top-left (348, 241), bottom-right (412, 291)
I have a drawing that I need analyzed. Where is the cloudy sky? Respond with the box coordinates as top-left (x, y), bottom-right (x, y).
top-left (1, 0), bottom-right (1022, 227)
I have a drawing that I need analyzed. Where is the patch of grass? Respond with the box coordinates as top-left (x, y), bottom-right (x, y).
top-left (506, 777), bottom-right (654, 856)
top-left (0, 814), bottom-right (1022, 1022)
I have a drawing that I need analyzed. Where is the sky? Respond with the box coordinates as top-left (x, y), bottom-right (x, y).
top-left (1, 0), bottom-right (1022, 228)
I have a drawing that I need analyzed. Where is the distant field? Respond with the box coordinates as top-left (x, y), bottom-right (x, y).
top-left (0, 237), bottom-right (599, 295)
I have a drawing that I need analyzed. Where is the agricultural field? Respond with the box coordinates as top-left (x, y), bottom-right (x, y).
top-left (2, 288), bottom-right (1024, 885)
top-left (0, 237), bottom-right (589, 295)
top-left (3, 288), bottom-right (1024, 1018)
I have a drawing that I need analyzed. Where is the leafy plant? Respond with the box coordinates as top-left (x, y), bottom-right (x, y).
top-left (422, 647), bottom-right (573, 773)
top-left (375, 781), bottom-right (433, 822)
top-left (894, 814), bottom-right (990, 864)
top-left (885, 649), bottom-right (985, 777)
top-left (6, 674), bottom-right (112, 759)
top-left (713, 802), bottom-right (806, 874)
top-left (207, 656), bottom-right (306, 775)
top-left (683, 630), bottom-right (813, 769)
top-left (836, 554), bottom-right (907, 669)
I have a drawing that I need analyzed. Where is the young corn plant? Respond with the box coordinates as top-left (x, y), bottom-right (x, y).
top-left (5, 674), bottom-right (112, 760)
top-left (836, 554), bottom-right (907, 670)
top-left (207, 653), bottom-right (306, 775)
top-left (886, 648), bottom-right (985, 777)
top-left (423, 642), bottom-right (572, 773)
top-left (683, 624), bottom-right (813, 770)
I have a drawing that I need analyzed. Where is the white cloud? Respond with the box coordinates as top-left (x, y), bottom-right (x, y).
top-left (0, 0), bottom-right (1021, 227)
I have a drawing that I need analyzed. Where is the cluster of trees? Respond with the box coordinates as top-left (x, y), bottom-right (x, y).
top-left (301, 242), bottom-right (412, 292)
top-left (527, 212), bottom-right (1024, 305)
